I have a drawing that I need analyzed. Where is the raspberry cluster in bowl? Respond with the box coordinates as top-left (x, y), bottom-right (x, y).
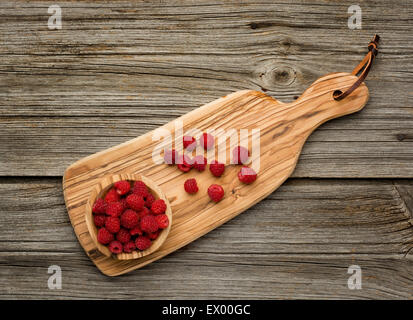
top-left (91, 179), bottom-right (169, 255)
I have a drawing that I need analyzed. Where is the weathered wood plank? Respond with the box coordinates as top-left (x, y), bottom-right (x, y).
top-left (1, 253), bottom-right (412, 299)
top-left (0, 1), bottom-right (412, 177)
top-left (0, 178), bottom-right (412, 298)
top-left (1, 116), bottom-right (412, 177)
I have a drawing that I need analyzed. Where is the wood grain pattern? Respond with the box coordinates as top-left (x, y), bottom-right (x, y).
top-left (0, 1), bottom-right (412, 177)
top-left (64, 73), bottom-right (369, 275)
top-left (1, 177), bottom-right (413, 299)
top-left (1, 0), bottom-right (412, 298)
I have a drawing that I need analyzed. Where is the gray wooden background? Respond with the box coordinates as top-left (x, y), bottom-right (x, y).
top-left (0, 1), bottom-right (412, 299)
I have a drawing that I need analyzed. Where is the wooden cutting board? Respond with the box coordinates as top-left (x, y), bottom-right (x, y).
top-left (63, 72), bottom-right (369, 276)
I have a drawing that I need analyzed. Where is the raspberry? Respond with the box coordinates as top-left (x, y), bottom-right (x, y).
top-left (184, 178), bottom-right (198, 194)
top-left (93, 215), bottom-right (106, 228)
top-left (114, 180), bottom-right (131, 195)
top-left (209, 160), bottom-right (225, 177)
top-left (108, 240), bottom-right (123, 254)
top-left (183, 135), bottom-right (197, 151)
top-left (138, 206), bottom-right (151, 220)
top-left (145, 193), bottom-right (156, 208)
top-left (104, 188), bottom-right (120, 203)
top-left (135, 236), bottom-right (151, 251)
top-left (121, 209), bottom-right (139, 229)
top-left (155, 214), bottom-right (169, 229)
top-left (193, 155), bottom-right (207, 172)
top-left (97, 228), bottom-right (114, 245)
top-left (132, 181), bottom-right (149, 198)
top-left (151, 199), bottom-right (167, 215)
top-left (140, 215), bottom-right (159, 233)
top-left (92, 198), bottom-right (107, 215)
top-left (177, 154), bottom-right (193, 173)
top-left (200, 132), bottom-right (214, 150)
top-left (126, 194), bottom-right (145, 211)
top-left (119, 198), bottom-right (128, 210)
top-left (178, 163), bottom-right (191, 172)
top-left (232, 146), bottom-right (250, 164)
top-left (133, 181), bottom-right (147, 190)
top-left (105, 216), bottom-right (121, 234)
top-left (147, 230), bottom-right (160, 240)
top-left (238, 166), bottom-right (257, 184)
top-left (123, 241), bottom-right (136, 253)
top-left (164, 149), bottom-right (178, 165)
top-left (130, 226), bottom-right (143, 236)
top-left (106, 201), bottom-right (124, 217)
top-left (116, 228), bottom-right (131, 244)
top-left (208, 184), bottom-right (224, 202)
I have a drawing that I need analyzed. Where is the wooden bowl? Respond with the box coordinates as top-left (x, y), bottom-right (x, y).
top-left (85, 173), bottom-right (172, 260)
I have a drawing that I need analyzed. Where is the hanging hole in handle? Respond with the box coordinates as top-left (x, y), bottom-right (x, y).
top-left (333, 90), bottom-right (342, 100)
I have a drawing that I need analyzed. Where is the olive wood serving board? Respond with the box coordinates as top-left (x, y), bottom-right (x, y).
top-left (63, 72), bottom-right (369, 276)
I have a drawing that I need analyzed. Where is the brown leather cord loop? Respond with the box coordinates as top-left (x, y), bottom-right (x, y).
top-left (333, 35), bottom-right (380, 101)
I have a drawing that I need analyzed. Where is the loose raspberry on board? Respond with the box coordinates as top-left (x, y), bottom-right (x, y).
top-left (209, 160), bottom-right (225, 177)
top-left (238, 166), bottom-right (257, 184)
top-left (207, 184), bottom-right (224, 203)
top-left (184, 178), bottom-right (199, 194)
top-left (200, 132), bottom-right (215, 150)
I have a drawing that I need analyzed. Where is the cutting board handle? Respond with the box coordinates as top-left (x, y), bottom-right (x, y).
top-left (334, 34), bottom-right (380, 101)
top-left (271, 71), bottom-right (369, 136)
top-left (286, 35), bottom-right (379, 127)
